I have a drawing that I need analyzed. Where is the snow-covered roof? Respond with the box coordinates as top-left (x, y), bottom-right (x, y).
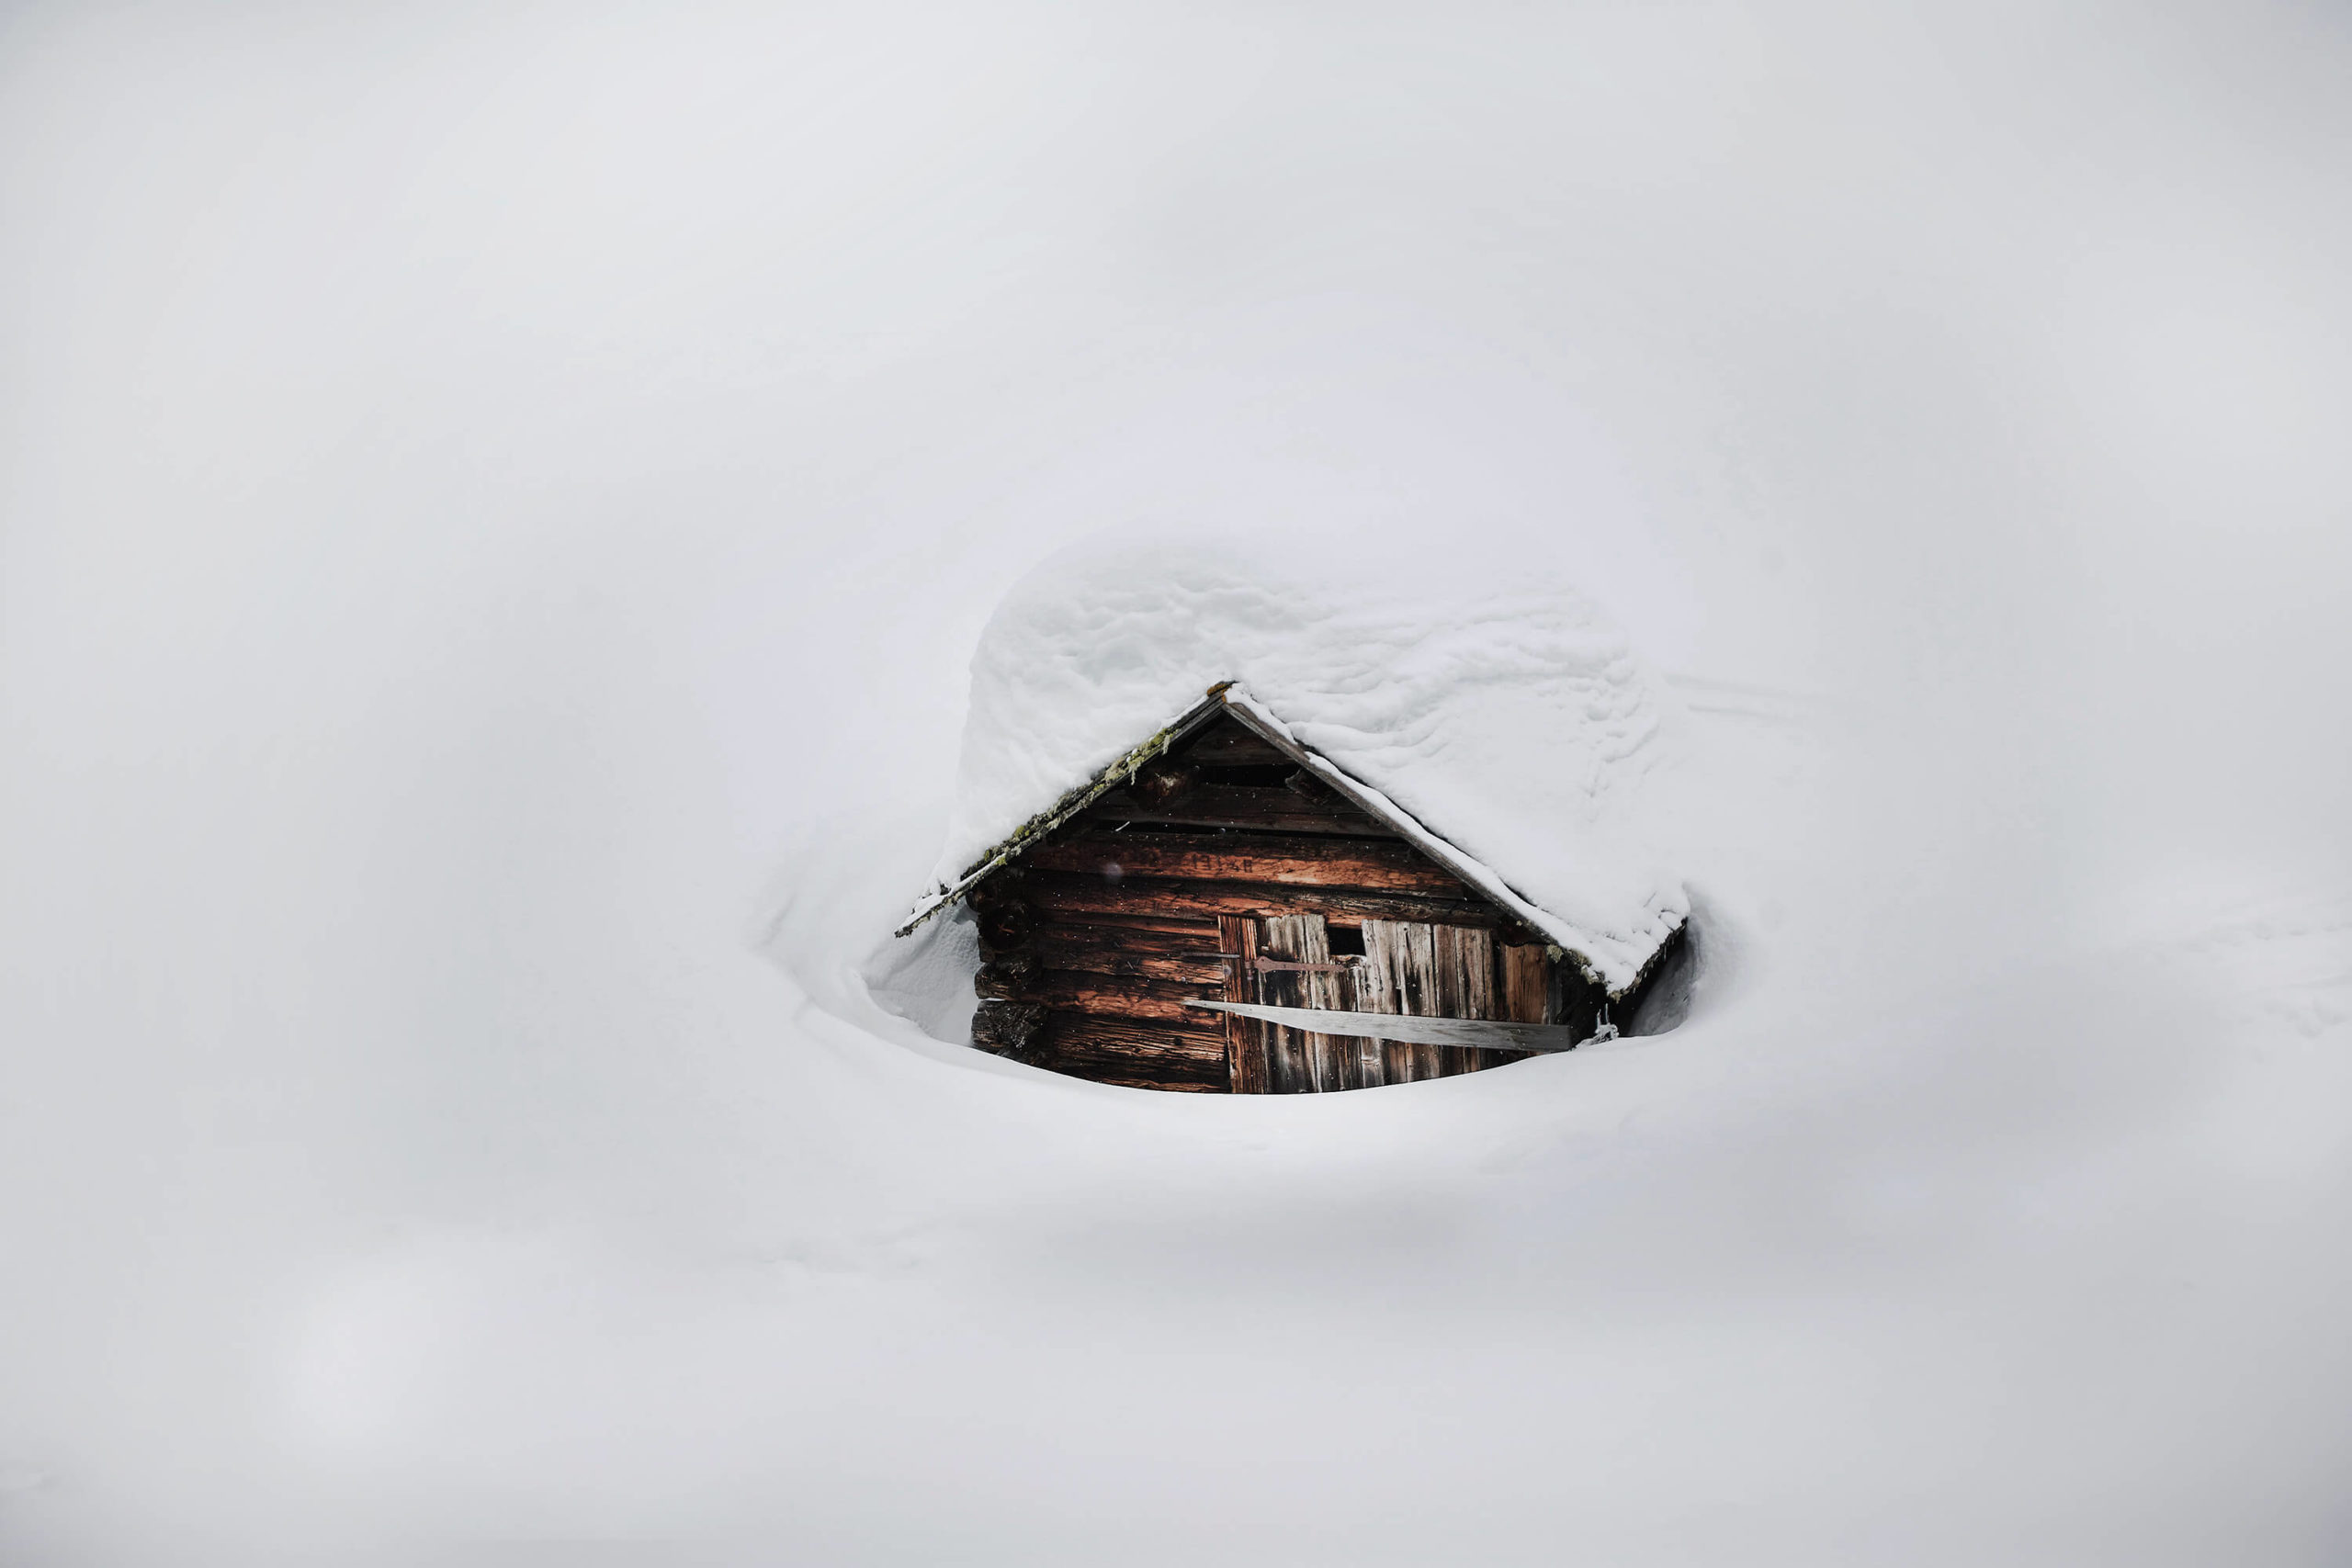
top-left (906, 538), bottom-right (1690, 996)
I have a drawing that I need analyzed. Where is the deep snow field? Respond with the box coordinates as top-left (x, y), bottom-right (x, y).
top-left (4, 4), bottom-right (2351, 1563)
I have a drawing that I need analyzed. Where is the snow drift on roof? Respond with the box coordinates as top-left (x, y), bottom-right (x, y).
top-left (930, 534), bottom-right (1689, 994)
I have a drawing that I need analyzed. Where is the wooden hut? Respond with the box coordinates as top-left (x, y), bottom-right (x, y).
top-left (898, 683), bottom-right (1684, 1093)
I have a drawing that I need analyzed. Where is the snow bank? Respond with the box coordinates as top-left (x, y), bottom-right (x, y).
top-left (928, 534), bottom-right (1689, 992)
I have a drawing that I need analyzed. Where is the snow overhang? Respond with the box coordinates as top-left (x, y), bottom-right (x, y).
top-left (898, 683), bottom-right (1679, 999)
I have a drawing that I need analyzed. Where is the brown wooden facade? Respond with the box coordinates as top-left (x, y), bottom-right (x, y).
top-left (961, 705), bottom-right (1639, 1093)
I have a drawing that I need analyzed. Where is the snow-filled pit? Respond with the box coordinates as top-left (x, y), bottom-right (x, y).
top-left (851, 538), bottom-right (1704, 1095)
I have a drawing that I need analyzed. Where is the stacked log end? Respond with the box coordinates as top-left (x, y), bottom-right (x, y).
top-left (968, 875), bottom-right (1049, 1063)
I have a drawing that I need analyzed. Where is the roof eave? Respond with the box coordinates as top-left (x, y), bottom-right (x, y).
top-left (891, 683), bottom-right (1236, 938)
top-left (1214, 692), bottom-right (1652, 994)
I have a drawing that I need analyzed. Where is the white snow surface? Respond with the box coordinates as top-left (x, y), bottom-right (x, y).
top-left (934, 538), bottom-right (1686, 988)
top-left (6, 6), bottom-right (2352, 1567)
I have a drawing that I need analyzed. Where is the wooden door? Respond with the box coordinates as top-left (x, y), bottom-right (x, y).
top-left (1217, 912), bottom-right (1363, 1092)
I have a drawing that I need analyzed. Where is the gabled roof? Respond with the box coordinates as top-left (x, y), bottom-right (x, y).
top-left (898, 682), bottom-right (1678, 998)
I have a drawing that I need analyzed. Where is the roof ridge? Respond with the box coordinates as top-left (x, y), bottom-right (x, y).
top-left (894, 681), bottom-right (1664, 996)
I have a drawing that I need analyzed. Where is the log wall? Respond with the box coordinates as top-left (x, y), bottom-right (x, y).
top-left (965, 712), bottom-right (1588, 1094)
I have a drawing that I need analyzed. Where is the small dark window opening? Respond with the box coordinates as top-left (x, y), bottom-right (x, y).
top-left (1327, 924), bottom-right (1366, 956)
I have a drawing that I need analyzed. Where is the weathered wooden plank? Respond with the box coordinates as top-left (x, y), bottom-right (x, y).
top-left (1501, 944), bottom-right (1550, 1024)
top-left (1432, 924), bottom-right (1497, 1077)
top-left (1044, 1010), bottom-right (1228, 1055)
top-left (1026, 946), bottom-right (1229, 986)
top-left (1035, 908), bottom-right (1220, 941)
top-left (1255, 914), bottom-right (1308, 1092)
top-left (1032, 919), bottom-right (1224, 957)
top-left (1360, 920), bottom-right (1444, 1082)
top-left (1350, 918), bottom-right (1411, 1085)
top-left (1495, 943), bottom-right (1547, 1070)
top-left (1031, 970), bottom-right (1216, 1025)
top-left (1079, 807), bottom-right (1387, 840)
top-left (1082, 784), bottom-right (1396, 839)
top-left (1401, 919), bottom-right (1450, 1081)
top-left (1258, 914), bottom-right (1370, 1092)
top-left (1029, 924), bottom-right (1229, 984)
top-left (1043, 1012), bottom-right (1229, 1091)
top-left (1175, 722), bottom-right (1292, 766)
top-left (1021, 872), bottom-right (1503, 930)
top-left (1183, 1001), bottom-right (1585, 1053)
top-left (1026, 830), bottom-right (1464, 897)
top-left (1217, 914), bottom-right (1268, 1094)
top-left (1434, 925), bottom-right (1496, 1016)
top-left (1331, 957), bottom-right (1385, 1089)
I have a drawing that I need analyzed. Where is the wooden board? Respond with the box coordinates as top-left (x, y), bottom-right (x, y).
top-left (1495, 943), bottom-right (1547, 1069)
top-left (1501, 944), bottom-right (1550, 1024)
top-left (1430, 923), bottom-right (1498, 1077)
top-left (1031, 970), bottom-right (1216, 1025)
top-left (1216, 915), bottom-right (1267, 1094)
top-left (1348, 914), bottom-right (1410, 1084)
top-left (1042, 1013), bottom-right (1228, 1091)
top-left (1021, 871), bottom-right (1506, 931)
top-left (1256, 913), bottom-right (1367, 1092)
top-left (1173, 721), bottom-right (1293, 767)
top-left (1359, 919), bottom-right (1443, 1083)
top-left (1030, 924), bottom-right (1229, 985)
top-left (1035, 908), bottom-right (1221, 941)
top-left (1031, 919), bottom-right (1226, 957)
top-left (1351, 921), bottom-right (1503, 1079)
top-left (1027, 949), bottom-right (1230, 986)
top-left (1081, 784), bottom-right (1396, 839)
top-left (1025, 830), bottom-right (1465, 897)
